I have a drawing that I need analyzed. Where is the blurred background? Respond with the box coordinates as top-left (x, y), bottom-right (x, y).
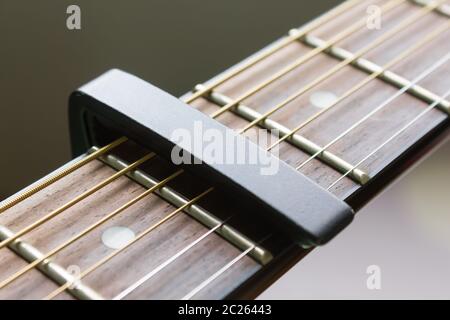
top-left (1, 0), bottom-right (449, 299)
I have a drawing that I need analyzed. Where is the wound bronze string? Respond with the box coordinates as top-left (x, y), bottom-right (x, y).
top-left (0, 170), bottom-right (184, 289)
top-left (43, 187), bottom-right (214, 300)
top-left (208, 0), bottom-right (406, 119)
top-left (0, 137), bottom-right (127, 215)
top-left (0, 153), bottom-right (155, 251)
top-left (241, 1), bottom-right (448, 136)
top-left (327, 86), bottom-right (450, 191)
top-left (267, 21), bottom-right (450, 151)
top-left (183, 0), bottom-right (364, 104)
top-left (296, 51), bottom-right (450, 172)
top-left (1, 0), bottom-right (444, 300)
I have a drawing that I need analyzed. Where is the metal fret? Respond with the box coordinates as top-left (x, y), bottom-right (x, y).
top-left (0, 225), bottom-right (103, 300)
top-left (411, 0), bottom-right (450, 17)
top-left (301, 33), bottom-right (450, 115)
top-left (194, 84), bottom-right (370, 185)
top-left (93, 148), bottom-right (273, 265)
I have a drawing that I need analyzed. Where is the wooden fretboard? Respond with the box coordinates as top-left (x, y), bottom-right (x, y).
top-left (0, 0), bottom-right (449, 299)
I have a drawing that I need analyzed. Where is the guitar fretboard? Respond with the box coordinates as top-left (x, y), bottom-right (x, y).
top-left (0, 0), bottom-right (449, 300)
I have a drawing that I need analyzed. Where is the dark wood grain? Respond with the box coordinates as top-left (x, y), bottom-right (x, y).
top-left (0, 0), bottom-right (449, 299)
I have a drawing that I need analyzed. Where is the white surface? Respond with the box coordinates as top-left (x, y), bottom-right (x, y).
top-left (101, 226), bottom-right (135, 250)
top-left (310, 91), bottom-right (338, 109)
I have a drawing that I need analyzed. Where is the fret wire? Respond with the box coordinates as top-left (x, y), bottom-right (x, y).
top-left (239, 0), bottom-right (447, 135)
top-left (208, 0), bottom-right (406, 119)
top-left (0, 137), bottom-right (127, 215)
top-left (0, 153), bottom-right (155, 251)
top-left (327, 87), bottom-right (450, 191)
top-left (113, 220), bottom-right (228, 300)
top-left (3, 0), bottom-right (441, 299)
top-left (0, 170), bottom-right (184, 290)
top-left (267, 19), bottom-right (450, 151)
top-left (183, 0), bottom-right (363, 104)
top-left (43, 187), bottom-right (214, 300)
top-left (296, 51), bottom-right (450, 171)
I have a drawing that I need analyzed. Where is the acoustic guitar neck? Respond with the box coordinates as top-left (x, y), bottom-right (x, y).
top-left (0, 0), bottom-right (449, 300)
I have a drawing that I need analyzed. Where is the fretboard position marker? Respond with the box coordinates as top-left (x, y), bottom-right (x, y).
top-left (113, 221), bottom-right (227, 300)
top-left (0, 153), bottom-right (155, 251)
top-left (183, 0), bottom-right (363, 104)
top-left (296, 51), bottom-right (450, 172)
top-left (207, 0), bottom-right (406, 119)
top-left (43, 187), bottom-right (214, 300)
top-left (237, 0), bottom-right (447, 135)
top-left (0, 168), bottom-right (183, 290)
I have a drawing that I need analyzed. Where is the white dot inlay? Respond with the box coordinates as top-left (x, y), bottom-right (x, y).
top-left (101, 226), bottom-right (135, 250)
top-left (310, 91), bottom-right (338, 109)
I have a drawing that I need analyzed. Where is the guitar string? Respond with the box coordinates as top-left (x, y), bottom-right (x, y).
top-left (185, 65), bottom-right (450, 301)
top-left (113, 219), bottom-right (230, 300)
top-left (71, 4), bottom-right (450, 299)
top-left (0, 0), bottom-right (361, 217)
top-left (244, 5), bottom-right (450, 138)
top-left (327, 86), bottom-right (450, 191)
top-left (0, 153), bottom-right (156, 251)
top-left (208, 0), bottom-right (406, 119)
top-left (174, 17), bottom-right (450, 301)
top-left (183, 0), bottom-right (363, 104)
top-left (181, 233), bottom-right (272, 300)
top-left (295, 50), bottom-right (450, 171)
top-left (53, 32), bottom-right (450, 300)
top-left (0, 0), bottom-right (439, 299)
top-left (105, 20), bottom-right (450, 298)
top-left (0, 0), bottom-right (370, 292)
top-left (267, 24), bottom-right (450, 151)
top-left (0, 170), bottom-right (184, 289)
top-left (43, 187), bottom-right (214, 300)
top-left (13, 0), bottom-right (442, 296)
top-left (182, 245), bottom-right (256, 300)
top-left (0, 137), bottom-right (128, 215)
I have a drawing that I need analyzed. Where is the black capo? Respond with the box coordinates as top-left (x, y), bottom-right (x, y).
top-left (69, 69), bottom-right (354, 247)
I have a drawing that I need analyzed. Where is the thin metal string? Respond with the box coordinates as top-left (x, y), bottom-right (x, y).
top-left (0, 170), bottom-right (184, 289)
top-left (181, 245), bottom-right (256, 300)
top-left (0, 137), bottom-right (128, 215)
top-left (258, 22), bottom-right (450, 151)
top-left (113, 219), bottom-right (229, 300)
top-left (0, 153), bottom-right (155, 251)
top-left (37, 1), bottom-right (446, 300)
top-left (183, 0), bottom-right (363, 104)
top-left (238, 0), bottom-right (446, 135)
top-left (296, 51), bottom-right (450, 171)
top-left (178, 11), bottom-right (450, 300)
top-left (0, 0), bottom-right (438, 299)
top-left (0, 1), bottom-right (361, 217)
top-left (209, 0), bottom-right (406, 119)
top-left (43, 187), bottom-right (214, 300)
top-left (327, 87), bottom-right (450, 191)
top-left (0, 1), bottom-right (360, 217)
top-left (180, 234), bottom-right (272, 300)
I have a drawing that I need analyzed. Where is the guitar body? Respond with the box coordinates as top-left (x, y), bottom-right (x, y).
top-left (0, 0), bottom-right (449, 299)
